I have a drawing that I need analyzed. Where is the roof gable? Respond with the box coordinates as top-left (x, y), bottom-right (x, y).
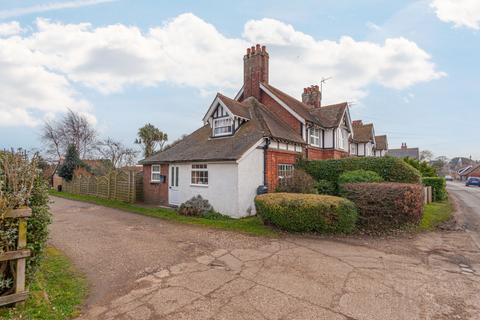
top-left (202, 93), bottom-right (251, 123)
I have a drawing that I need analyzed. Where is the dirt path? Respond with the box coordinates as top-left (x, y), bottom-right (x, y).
top-left (49, 196), bottom-right (480, 320)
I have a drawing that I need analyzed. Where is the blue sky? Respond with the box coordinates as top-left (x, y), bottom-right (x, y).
top-left (0, 0), bottom-right (479, 159)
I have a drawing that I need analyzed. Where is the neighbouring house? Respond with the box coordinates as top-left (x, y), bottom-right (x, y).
top-left (350, 120), bottom-right (376, 157)
top-left (458, 165), bottom-right (480, 181)
top-left (139, 44), bottom-right (354, 218)
top-left (388, 143), bottom-right (420, 160)
top-left (374, 135), bottom-right (388, 157)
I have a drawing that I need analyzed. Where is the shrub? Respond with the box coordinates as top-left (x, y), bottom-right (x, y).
top-left (338, 170), bottom-right (383, 184)
top-left (403, 157), bottom-right (437, 177)
top-left (299, 157), bottom-right (421, 193)
top-left (422, 177), bottom-right (447, 201)
top-left (275, 169), bottom-right (317, 194)
top-left (315, 180), bottom-right (336, 195)
top-left (341, 183), bottom-right (424, 231)
top-left (178, 195), bottom-right (214, 217)
top-left (255, 193), bottom-right (357, 234)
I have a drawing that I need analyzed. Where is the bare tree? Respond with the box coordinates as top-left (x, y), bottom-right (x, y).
top-left (40, 109), bottom-right (97, 177)
top-left (420, 150), bottom-right (434, 162)
top-left (95, 138), bottom-right (138, 168)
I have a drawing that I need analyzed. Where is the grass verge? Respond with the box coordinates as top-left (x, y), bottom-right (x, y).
top-left (0, 247), bottom-right (87, 320)
top-left (49, 190), bottom-right (276, 237)
top-left (419, 200), bottom-right (453, 231)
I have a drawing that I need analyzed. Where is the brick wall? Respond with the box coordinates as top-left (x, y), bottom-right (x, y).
top-left (265, 149), bottom-right (300, 191)
top-left (143, 164), bottom-right (169, 205)
top-left (306, 147), bottom-right (349, 160)
top-left (260, 91), bottom-right (302, 134)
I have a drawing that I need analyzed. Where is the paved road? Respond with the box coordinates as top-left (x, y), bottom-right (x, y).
top-left (48, 196), bottom-right (480, 320)
top-left (447, 181), bottom-right (480, 248)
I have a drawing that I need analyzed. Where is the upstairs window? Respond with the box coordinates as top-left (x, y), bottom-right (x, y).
top-left (191, 164), bottom-right (208, 185)
top-left (213, 118), bottom-right (232, 136)
top-left (309, 128), bottom-right (321, 147)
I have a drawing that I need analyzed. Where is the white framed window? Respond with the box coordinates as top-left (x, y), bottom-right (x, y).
top-left (278, 164), bottom-right (294, 184)
top-left (213, 118), bottom-right (232, 136)
top-left (309, 128), bottom-right (321, 147)
top-left (191, 164), bottom-right (208, 185)
top-left (151, 164), bottom-right (161, 182)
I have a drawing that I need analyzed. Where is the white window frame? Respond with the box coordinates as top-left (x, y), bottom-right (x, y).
top-left (278, 164), bottom-right (294, 184)
top-left (213, 117), bottom-right (233, 136)
top-left (151, 164), bottom-right (161, 183)
top-left (191, 164), bottom-right (208, 186)
top-left (309, 128), bottom-right (321, 147)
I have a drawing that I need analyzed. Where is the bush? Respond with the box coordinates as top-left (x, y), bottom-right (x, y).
top-left (178, 195), bottom-right (214, 217)
top-left (338, 170), bottom-right (383, 184)
top-left (315, 180), bottom-right (336, 195)
top-left (341, 183), bottom-right (424, 231)
top-left (255, 193), bottom-right (357, 234)
top-left (422, 177), bottom-right (447, 201)
top-left (403, 158), bottom-right (437, 177)
top-left (299, 157), bottom-right (421, 194)
top-left (275, 169), bottom-right (317, 194)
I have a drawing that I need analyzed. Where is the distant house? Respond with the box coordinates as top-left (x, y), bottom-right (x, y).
top-left (350, 120), bottom-right (376, 157)
top-left (388, 143), bottom-right (420, 160)
top-left (374, 135), bottom-right (388, 157)
top-left (139, 44), bottom-right (355, 218)
top-left (458, 165), bottom-right (480, 181)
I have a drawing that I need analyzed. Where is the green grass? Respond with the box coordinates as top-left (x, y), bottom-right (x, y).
top-left (0, 247), bottom-right (87, 320)
top-left (419, 200), bottom-right (453, 231)
top-left (49, 190), bottom-right (276, 237)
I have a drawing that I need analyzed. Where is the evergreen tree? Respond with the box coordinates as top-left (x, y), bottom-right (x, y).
top-left (58, 144), bottom-right (82, 181)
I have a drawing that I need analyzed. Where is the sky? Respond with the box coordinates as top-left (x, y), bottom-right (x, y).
top-left (0, 0), bottom-right (479, 159)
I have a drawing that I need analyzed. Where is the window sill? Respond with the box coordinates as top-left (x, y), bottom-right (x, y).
top-left (190, 184), bottom-right (208, 188)
top-left (150, 181), bottom-right (162, 184)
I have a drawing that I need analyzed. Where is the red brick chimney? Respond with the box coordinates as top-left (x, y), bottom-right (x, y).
top-left (352, 120), bottom-right (363, 127)
top-left (302, 85), bottom-right (321, 108)
top-left (243, 44), bottom-right (269, 100)
top-left (401, 143), bottom-right (407, 149)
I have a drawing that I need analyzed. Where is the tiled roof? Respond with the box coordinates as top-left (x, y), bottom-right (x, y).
top-left (352, 123), bottom-right (374, 143)
top-left (374, 135), bottom-right (388, 150)
top-left (140, 96), bottom-right (304, 164)
top-left (217, 93), bottom-right (251, 119)
top-left (261, 83), bottom-right (347, 128)
top-left (387, 148), bottom-right (420, 160)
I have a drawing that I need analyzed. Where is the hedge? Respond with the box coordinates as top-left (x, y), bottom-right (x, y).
top-left (422, 177), bottom-right (447, 201)
top-left (299, 157), bottom-right (421, 192)
top-left (255, 193), bottom-right (357, 233)
top-left (338, 170), bottom-right (383, 184)
top-left (341, 183), bottom-right (424, 230)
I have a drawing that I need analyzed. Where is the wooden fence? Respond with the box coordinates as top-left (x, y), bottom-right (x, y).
top-left (62, 170), bottom-right (143, 203)
top-left (0, 208), bottom-right (31, 307)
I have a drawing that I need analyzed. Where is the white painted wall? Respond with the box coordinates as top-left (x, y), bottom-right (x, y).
top-left (335, 128), bottom-right (350, 152)
top-left (237, 148), bottom-right (264, 217)
top-left (324, 129), bottom-right (334, 148)
top-left (173, 162), bottom-right (239, 217)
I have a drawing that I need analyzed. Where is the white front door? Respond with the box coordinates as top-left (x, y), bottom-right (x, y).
top-left (168, 165), bottom-right (180, 206)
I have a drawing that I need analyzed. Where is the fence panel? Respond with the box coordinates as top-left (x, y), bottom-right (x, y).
top-left (60, 169), bottom-right (143, 203)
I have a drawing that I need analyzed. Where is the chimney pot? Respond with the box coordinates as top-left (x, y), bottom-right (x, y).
top-left (261, 45), bottom-right (266, 52)
top-left (304, 88), bottom-right (307, 93)
top-left (246, 48), bottom-right (251, 55)
top-left (251, 46), bottom-right (255, 54)
top-left (256, 44), bottom-right (261, 52)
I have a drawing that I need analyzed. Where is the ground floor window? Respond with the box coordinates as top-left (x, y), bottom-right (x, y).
top-left (191, 164), bottom-right (208, 185)
top-left (278, 164), bottom-right (294, 184)
top-left (151, 165), bottom-right (161, 182)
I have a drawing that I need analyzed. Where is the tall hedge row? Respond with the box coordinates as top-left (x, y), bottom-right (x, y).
top-left (299, 157), bottom-right (421, 188)
top-left (422, 177), bottom-right (447, 201)
top-left (341, 182), bottom-right (424, 231)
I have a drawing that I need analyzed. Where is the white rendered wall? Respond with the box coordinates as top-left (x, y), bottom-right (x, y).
top-left (237, 148), bottom-right (264, 217)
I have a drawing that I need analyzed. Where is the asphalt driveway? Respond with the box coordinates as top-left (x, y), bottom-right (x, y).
top-left (49, 196), bottom-right (480, 320)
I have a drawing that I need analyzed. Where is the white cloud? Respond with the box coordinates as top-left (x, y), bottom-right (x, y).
top-left (0, 0), bottom-right (117, 19)
top-left (366, 21), bottom-right (382, 31)
top-left (431, 0), bottom-right (480, 30)
top-left (0, 21), bottom-right (23, 36)
top-left (0, 14), bottom-right (444, 127)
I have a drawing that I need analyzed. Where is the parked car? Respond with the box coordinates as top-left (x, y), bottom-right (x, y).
top-left (466, 177), bottom-right (480, 187)
top-left (445, 175), bottom-right (453, 181)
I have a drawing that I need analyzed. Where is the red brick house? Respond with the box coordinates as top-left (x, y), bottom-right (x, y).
top-left (140, 44), bottom-right (353, 217)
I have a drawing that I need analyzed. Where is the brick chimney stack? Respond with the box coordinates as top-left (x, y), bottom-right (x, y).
top-left (352, 120), bottom-right (363, 127)
top-left (243, 44), bottom-right (269, 100)
top-left (302, 85), bottom-right (321, 108)
top-left (401, 143), bottom-right (407, 149)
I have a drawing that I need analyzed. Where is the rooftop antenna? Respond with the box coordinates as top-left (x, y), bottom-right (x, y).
top-left (347, 100), bottom-right (357, 107)
top-left (320, 77), bottom-right (332, 105)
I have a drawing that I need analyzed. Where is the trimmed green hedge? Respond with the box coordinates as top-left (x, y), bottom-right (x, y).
top-left (341, 182), bottom-right (424, 231)
top-left (338, 170), bottom-right (383, 184)
top-left (299, 157), bottom-right (421, 193)
top-left (422, 177), bottom-right (447, 201)
top-left (255, 193), bottom-right (357, 233)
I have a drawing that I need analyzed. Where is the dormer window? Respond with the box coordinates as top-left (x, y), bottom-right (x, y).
top-left (213, 117), bottom-right (233, 136)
